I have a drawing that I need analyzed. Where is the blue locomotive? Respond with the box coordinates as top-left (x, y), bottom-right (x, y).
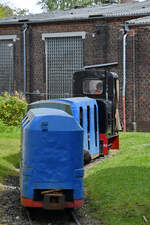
top-left (27, 97), bottom-right (100, 162)
top-left (20, 107), bottom-right (84, 209)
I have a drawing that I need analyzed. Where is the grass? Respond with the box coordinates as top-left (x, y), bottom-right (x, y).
top-left (0, 129), bottom-right (20, 183)
top-left (0, 119), bottom-right (20, 139)
top-left (0, 130), bottom-right (150, 225)
top-left (85, 132), bottom-right (150, 225)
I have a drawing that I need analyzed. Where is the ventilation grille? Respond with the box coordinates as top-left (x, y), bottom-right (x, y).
top-left (0, 40), bottom-right (13, 94)
top-left (46, 36), bottom-right (83, 99)
top-left (22, 111), bottom-right (34, 127)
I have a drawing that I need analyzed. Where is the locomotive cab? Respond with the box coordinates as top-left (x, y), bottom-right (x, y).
top-left (73, 70), bottom-right (121, 155)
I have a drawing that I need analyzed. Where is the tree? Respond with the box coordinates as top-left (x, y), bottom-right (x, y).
top-left (13, 8), bottom-right (29, 16)
top-left (38, 0), bottom-right (111, 11)
top-left (0, 4), bottom-right (13, 17)
top-left (0, 3), bottom-right (29, 18)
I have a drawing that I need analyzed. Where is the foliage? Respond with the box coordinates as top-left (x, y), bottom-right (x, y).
top-left (13, 8), bottom-right (29, 16)
top-left (0, 93), bottom-right (27, 127)
top-left (0, 3), bottom-right (13, 17)
top-left (85, 132), bottom-right (150, 225)
top-left (38, 0), bottom-right (113, 11)
top-left (0, 2), bottom-right (29, 18)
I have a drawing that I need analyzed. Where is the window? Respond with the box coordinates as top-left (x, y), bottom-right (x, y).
top-left (79, 107), bottom-right (83, 127)
top-left (0, 35), bottom-right (17, 94)
top-left (83, 79), bottom-right (103, 95)
top-left (42, 32), bottom-right (85, 99)
top-left (87, 106), bottom-right (90, 150)
top-left (94, 105), bottom-right (97, 147)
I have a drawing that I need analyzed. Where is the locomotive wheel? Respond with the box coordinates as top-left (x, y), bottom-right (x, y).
top-left (83, 149), bottom-right (91, 165)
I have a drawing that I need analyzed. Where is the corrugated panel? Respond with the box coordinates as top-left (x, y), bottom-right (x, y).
top-left (46, 36), bottom-right (83, 99)
top-left (1, 2), bottom-right (150, 24)
top-left (0, 40), bottom-right (14, 94)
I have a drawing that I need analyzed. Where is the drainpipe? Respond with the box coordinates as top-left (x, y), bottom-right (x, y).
top-left (23, 23), bottom-right (28, 97)
top-left (122, 29), bottom-right (128, 132)
top-left (132, 35), bottom-right (137, 131)
top-left (45, 40), bottom-right (48, 100)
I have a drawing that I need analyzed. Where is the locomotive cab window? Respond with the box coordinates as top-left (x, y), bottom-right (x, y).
top-left (87, 105), bottom-right (90, 150)
top-left (83, 79), bottom-right (103, 95)
top-left (94, 105), bottom-right (97, 147)
top-left (79, 107), bottom-right (83, 127)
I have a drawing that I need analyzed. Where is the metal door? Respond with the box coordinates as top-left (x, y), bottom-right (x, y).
top-left (0, 40), bottom-right (14, 94)
top-left (45, 36), bottom-right (83, 99)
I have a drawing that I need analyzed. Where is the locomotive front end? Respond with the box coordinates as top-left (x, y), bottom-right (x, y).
top-left (20, 108), bottom-right (83, 210)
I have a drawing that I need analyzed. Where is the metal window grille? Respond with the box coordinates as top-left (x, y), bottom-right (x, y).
top-left (45, 36), bottom-right (83, 99)
top-left (0, 40), bottom-right (14, 94)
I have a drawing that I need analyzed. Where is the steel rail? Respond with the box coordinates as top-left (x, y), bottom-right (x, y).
top-left (25, 208), bottom-right (33, 225)
top-left (71, 210), bottom-right (82, 225)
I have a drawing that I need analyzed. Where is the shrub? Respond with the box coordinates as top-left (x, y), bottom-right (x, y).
top-left (0, 92), bottom-right (27, 127)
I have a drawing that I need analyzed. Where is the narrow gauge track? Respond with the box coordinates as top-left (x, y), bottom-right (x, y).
top-left (24, 207), bottom-right (81, 225)
top-left (84, 155), bottom-right (105, 172)
top-left (25, 208), bottom-right (33, 225)
top-left (71, 210), bottom-right (82, 225)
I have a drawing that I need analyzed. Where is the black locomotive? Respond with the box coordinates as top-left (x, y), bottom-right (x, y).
top-left (73, 70), bottom-right (121, 155)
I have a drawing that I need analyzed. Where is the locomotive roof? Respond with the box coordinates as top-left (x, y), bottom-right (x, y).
top-left (29, 107), bottom-right (72, 117)
top-left (27, 100), bottom-right (72, 115)
top-left (59, 97), bottom-right (97, 103)
top-left (74, 70), bottom-right (118, 79)
top-left (29, 100), bottom-right (71, 106)
top-left (24, 107), bottom-right (83, 132)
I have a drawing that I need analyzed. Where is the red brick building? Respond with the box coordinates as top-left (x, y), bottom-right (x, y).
top-left (0, 1), bottom-right (150, 131)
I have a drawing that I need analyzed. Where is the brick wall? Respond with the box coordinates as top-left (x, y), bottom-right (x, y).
top-left (133, 27), bottom-right (150, 131)
top-left (0, 17), bottom-right (149, 131)
top-left (26, 20), bottom-right (95, 102)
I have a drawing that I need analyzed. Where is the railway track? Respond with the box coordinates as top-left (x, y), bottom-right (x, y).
top-left (25, 208), bottom-right (33, 225)
top-left (24, 207), bottom-right (82, 225)
top-left (71, 210), bottom-right (82, 225)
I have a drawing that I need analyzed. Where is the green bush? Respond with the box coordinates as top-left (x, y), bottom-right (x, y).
top-left (0, 93), bottom-right (27, 127)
